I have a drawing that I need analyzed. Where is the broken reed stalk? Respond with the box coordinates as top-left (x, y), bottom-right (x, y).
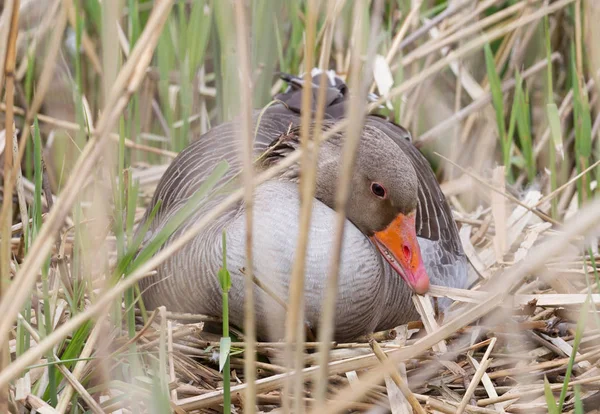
top-left (282, 0), bottom-right (319, 411)
top-left (0, 0), bottom-right (19, 411)
top-left (0, 0), bottom-right (176, 351)
top-left (232, 1), bottom-right (257, 411)
top-left (455, 337), bottom-right (497, 414)
top-left (369, 338), bottom-right (425, 414)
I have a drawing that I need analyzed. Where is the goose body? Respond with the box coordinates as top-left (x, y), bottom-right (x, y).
top-left (139, 71), bottom-right (467, 341)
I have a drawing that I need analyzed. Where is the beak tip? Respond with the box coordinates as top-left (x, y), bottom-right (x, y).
top-left (412, 275), bottom-right (430, 295)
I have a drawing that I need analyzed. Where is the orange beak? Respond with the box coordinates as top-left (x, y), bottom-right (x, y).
top-left (370, 211), bottom-right (430, 294)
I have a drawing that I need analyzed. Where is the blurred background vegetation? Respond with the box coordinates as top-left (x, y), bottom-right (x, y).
top-left (0, 0), bottom-right (599, 412)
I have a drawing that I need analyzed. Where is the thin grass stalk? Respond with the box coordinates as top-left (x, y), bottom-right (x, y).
top-left (0, 1), bottom-right (19, 410)
top-left (456, 338), bottom-right (497, 414)
top-left (544, 15), bottom-right (560, 218)
top-left (219, 231), bottom-right (232, 414)
top-left (0, 1), bottom-right (15, 94)
top-left (23, 48), bottom-right (35, 179)
top-left (571, 41), bottom-right (593, 205)
top-left (155, 307), bottom-right (171, 411)
top-left (369, 338), bottom-right (425, 414)
top-left (37, 131), bottom-right (56, 404)
top-left (73, 0), bottom-right (86, 149)
top-left (0, 103), bottom-right (177, 157)
top-left (575, 0), bottom-right (583, 77)
top-left (398, 0), bottom-right (534, 69)
top-left (233, 1), bottom-right (257, 412)
top-left (557, 296), bottom-right (590, 410)
top-left (314, 0), bottom-right (381, 410)
top-left (282, 1), bottom-right (320, 411)
top-left (0, 0), bottom-right (175, 349)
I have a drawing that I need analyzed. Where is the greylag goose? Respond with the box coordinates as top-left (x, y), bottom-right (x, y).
top-left (138, 70), bottom-right (467, 341)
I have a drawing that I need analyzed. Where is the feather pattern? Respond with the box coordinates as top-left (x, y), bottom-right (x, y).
top-left (137, 71), bottom-right (467, 341)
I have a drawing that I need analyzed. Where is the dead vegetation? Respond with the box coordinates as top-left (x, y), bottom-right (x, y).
top-left (0, 0), bottom-right (600, 413)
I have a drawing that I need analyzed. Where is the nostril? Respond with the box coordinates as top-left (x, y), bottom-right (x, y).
top-left (403, 245), bottom-right (411, 261)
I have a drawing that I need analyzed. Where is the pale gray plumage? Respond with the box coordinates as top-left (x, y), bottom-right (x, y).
top-left (137, 71), bottom-right (467, 341)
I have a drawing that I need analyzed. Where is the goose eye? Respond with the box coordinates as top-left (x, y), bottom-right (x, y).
top-left (370, 182), bottom-right (387, 199)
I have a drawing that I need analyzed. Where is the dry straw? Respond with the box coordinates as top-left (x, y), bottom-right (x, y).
top-left (1, 0), bottom-right (599, 412)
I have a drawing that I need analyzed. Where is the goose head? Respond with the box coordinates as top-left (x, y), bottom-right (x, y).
top-left (261, 122), bottom-right (430, 294)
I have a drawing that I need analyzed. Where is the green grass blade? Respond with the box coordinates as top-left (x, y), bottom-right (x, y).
top-left (557, 295), bottom-right (590, 411)
top-left (570, 42), bottom-right (592, 205)
top-left (574, 385), bottom-right (584, 414)
top-left (515, 78), bottom-right (535, 181)
top-left (251, 0), bottom-right (280, 106)
top-left (544, 376), bottom-right (559, 414)
top-left (484, 43), bottom-right (509, 177)
top-left (220, 230), bottom-right (231, 414)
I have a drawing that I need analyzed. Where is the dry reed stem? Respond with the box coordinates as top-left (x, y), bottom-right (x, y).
top-left (283, 0), bottom-right (319, 411)
top-left (0, 103), bottom-right (178, 158)
top-left (0, 0), bottom-right (19, 411)
top-left (369, 338), bottom-right (425, 414)
top-left (0, 0), bottom-right (175, 356)
top-left (399, 0), bottom-right (477, 50)
top-left (478, 374), bottom-right (600, 406)
top-left (419, 52), bottom-right (559, 143)
top-left (412, 294), bottom-right (447, 353)
top-left (435, 152), bottom-right (559, 226)
top-left (233, 1), bottom-right (257, 411)
top-left (252, 274), bottom-right (288, 310)
top-left (11, 127), bottom-right (28, 233)
top-left (168, 321), bottom-right (177, 402)
top-left (400, 0), bottom-right (535, 68)
top-left (387, 0), bottom-right (422, 63)
top-left (300, 0), bottom-right (341, 407)
top-left (458, 361), bottom-right (493, 412)
top-left (456, 338), bottom-right (497, 414)
top-left (314, 1), bottom-right (380, 410)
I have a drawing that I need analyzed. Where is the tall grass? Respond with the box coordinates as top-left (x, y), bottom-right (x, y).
top-left (0, 1), bottom-right (599, 413)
